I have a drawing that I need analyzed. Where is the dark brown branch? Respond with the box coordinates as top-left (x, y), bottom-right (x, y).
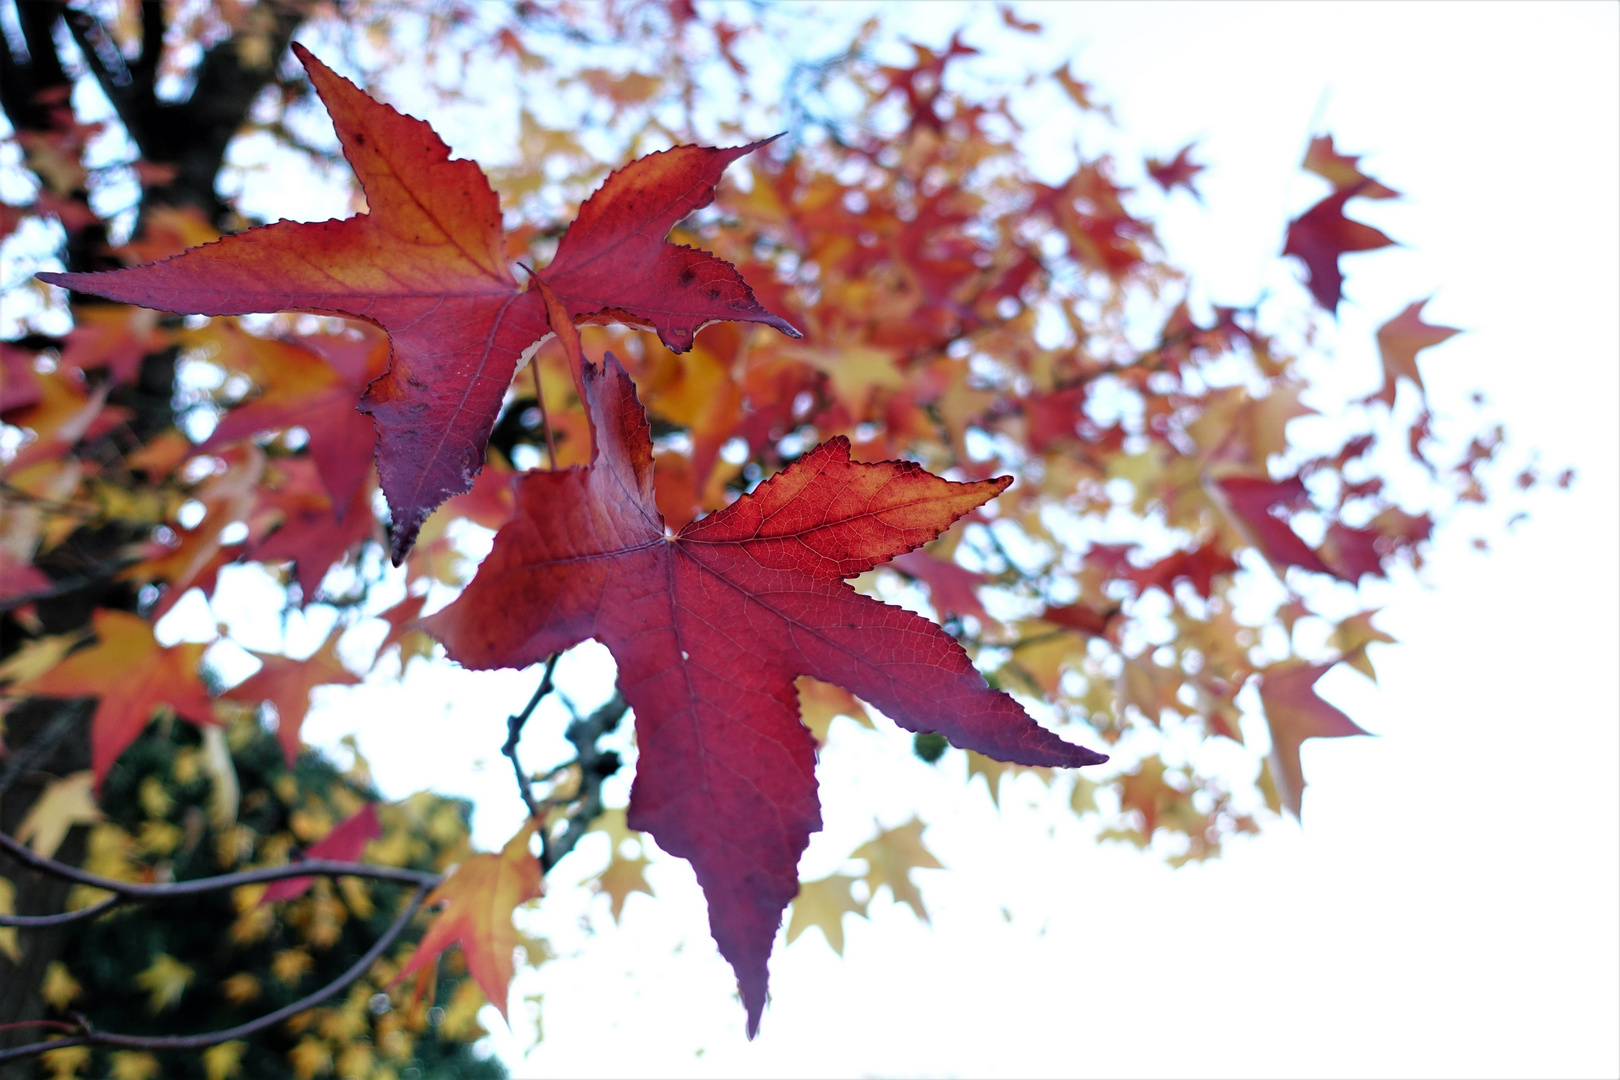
top-left (540, 692), bottom-right (627, 872)
top-left (502, 655), bottom-right (561, 822)
top-left (0, 827), bottom-right (440, 916)
top-left (0, 882), bottom-right (431, 1063)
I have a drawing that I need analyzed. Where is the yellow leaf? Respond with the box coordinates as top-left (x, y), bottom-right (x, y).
top-left (272, 948), bottom-right (315, 986)
top-left (786, 873), bottom-right (869, 955)
top-left (586, 851), bottom-right (654, 923)
top-left (851, 817), bottom-right (944, 923)
top-left (202, 1041), bottom-right (247, 1080)
top-left (108, 1051), bottom-right (162, 1080)
top-left (17, 771), bottom-right (103, 858)
top-left (439, 978), bottom-right (489, 1041)
top-left (40, 1045), bottom-right (90, 1080)
top-left (966, 750), bottom-right (1012, 808)
top-left (0, 632), bottom-right (84, 685)
top-left (221, 972), bottom-right (260, 1005)
top-left (795, 676), bottom-right (875, 746)
top-left (0, 879), bottom-right (19, 962)
top-left (41, 960), bottom-right (82, 1009)
top-left (334, 1042), bottom-right (375, 1079)
top-left (288, 1036), bottom-right (332, 1080)
top-left (200, 725), bottom-right (240, 829)
top-left (1331, 609), bottom-right (1397, 683)
top-left (135, 952), bottom-right (194, 1012)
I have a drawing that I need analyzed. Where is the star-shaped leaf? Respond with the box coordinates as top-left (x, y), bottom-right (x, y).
top-left (39, 45), bottom-right (796, 561)
top-left (424, 354), bottom-right (1104, 1036)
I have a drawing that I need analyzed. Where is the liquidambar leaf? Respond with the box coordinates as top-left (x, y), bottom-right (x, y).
top-left (39, 45), bottom-right (796, 560)
top-left (19, 609), bottom-right (215, 787)
top-left (1258, 661), bottom-right (1369, 817)
top-left (395, 819), bottom-right (541, 1019)
top-left (1283, 183), bottom-right (1396, 312)
top-left (425, 354), bottom-right (1105, 1037)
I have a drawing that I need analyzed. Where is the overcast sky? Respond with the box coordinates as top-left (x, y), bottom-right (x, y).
top-left (206, 2), bottom-right (1619, 1076)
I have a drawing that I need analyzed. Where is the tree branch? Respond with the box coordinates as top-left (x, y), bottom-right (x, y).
top-left (502, 655), bottom-right (561, 822)
top-left (540, 692), bottom-right (627, 872)
top-left (0, 827), bottom-right (440, 914)
top-left (0, 881), bottom-right (431, 1063)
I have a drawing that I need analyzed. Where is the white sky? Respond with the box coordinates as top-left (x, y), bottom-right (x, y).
top-left (190, 2), bottom-right (1618, 1076)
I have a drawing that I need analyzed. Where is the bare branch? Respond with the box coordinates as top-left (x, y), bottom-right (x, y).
top-left (0, 881), bottom-right (432, 1063)
top-left (0, 827), bottom-right (440, 918)
top-left (502, 654), bottom-right (561, 821)
top-left (540, 692), bottom-right (628, 872)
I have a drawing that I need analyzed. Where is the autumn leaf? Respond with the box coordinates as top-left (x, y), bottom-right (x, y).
top-left (1145, 143), bottom-right (1204, 198)
top-left (795, 676), bottom-right (874, 746)
top-left (1258, 661), bottom-right (1369, 817)
top-left (425, 354), bottom-right (1104, 1036)
top-left (223, 626), bottom-right (361, 764)
top-left (395, 819), bottom-right (541, 1020)
top-left (56, 305), bottom-right (171, 385)
top-left (1283, 183), bottom-right (1396, 312)
top-left (1367, 298), bottom-right (1462, 407)
top-left (200, 327), bottom-right (390, 513)
top-left (1216, 475), bottom-right (1333, 577)
top-left (890, 549), bottom-right (993, 623)
top-left (16, 770), bottom-right (103, 858)
top-left (1126, 540), bottom-right (1239, 599)
top-left (1331, 610), bottom-right (1397, 683)
top-left (1302, 134), bottom-right (1400, 199)
top-left (584, 849), bottom-right (654, 923)
top-left (39, 45), bottom-right (797, 561)
top-left (18, 609), bottom-right (215, 787)
top-left (261, 803), bottom-right (382, 903)
top-left (135, 953), bottom-right (195, 1013)
top-left (786, 873), bottom-right (869, 955)
top-left (851, 817), bottom-right (945, 923)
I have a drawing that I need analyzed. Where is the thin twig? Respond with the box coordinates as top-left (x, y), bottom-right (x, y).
top-left (540, 692), bottom-right (628, 872)
top-left (0, 827), bottom-right (440, 919)
top-left (0, 882), bottom-right (432, 1063)
top-left (502, 655), bottom-right (560, 822)
top-left (0, 895), bottom-right (120, 928)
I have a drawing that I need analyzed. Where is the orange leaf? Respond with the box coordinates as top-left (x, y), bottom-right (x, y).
top-left (223, 627), bottom-right (360, 765)
top-left (395, 820), bottom-right (541, 1020)
top-left (20, 610), bottom-right (215, 787)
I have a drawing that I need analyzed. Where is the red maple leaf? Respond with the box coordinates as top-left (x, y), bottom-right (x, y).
top-left (1216, 475), bottom-right (1332, 577)
top-left (1319, 522), bottom-right (1386, 583)
top-left (1258, 661), bottom-right (1368, 817)
top-left (1145, 143), bottom-right (1204, 198)
top-left (38, 45), bottom-right (797, 561)
top-left (223, 626), bottom-right (361, 764)
top-left (890, 549), bottom-right (993, 623)
top-left (202, 328), bottom-right (390, 514)
top-left (249, 459), bottom-right (378, 600)
top-left (260, 802), bottom-right (382, 904)
top-left (424, 354), bottom-right (1104, 1036)
top-left (18, 609), bottom-right (216, 787)
top-left (1283, 183), bottom-right (1396, 312)
top-left (1125, 540), bottom-right (1239, 599)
